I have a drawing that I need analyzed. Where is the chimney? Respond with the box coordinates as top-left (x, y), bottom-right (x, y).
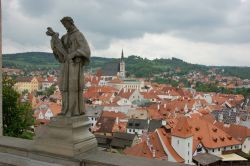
top-left (146, 136), bottom-right (150, 146)
top-left (116, 117), bottom-right (119, 125)
top-left (164, 104), bottom-right (166, 108)
top-left (157, 104), bottom-right (160, 111)
top-left (152, 149), bottom-right (156, 158)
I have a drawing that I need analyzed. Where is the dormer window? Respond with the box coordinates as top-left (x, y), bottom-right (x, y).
top-left (195, 127), bottom-right (200, 131)
top-left (220, 136), bottom-right (225, 141)
top-left (212, 128), bottom-right (217, 132)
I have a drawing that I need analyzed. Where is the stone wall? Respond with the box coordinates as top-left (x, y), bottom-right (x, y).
top-left (0, 136), bottom-right (188, 166)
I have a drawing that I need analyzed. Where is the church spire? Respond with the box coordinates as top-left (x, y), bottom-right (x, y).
top-left (121, 49), bottom-right (124, 62)
top-left (119, 49), bottom-right (125, 79)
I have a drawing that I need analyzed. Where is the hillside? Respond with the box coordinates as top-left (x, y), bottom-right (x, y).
top-left (3, 52), bottom-right (250, 79)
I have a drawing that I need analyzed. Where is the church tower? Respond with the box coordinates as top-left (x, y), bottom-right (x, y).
top-left (119, 49), bottom-right (126, 79)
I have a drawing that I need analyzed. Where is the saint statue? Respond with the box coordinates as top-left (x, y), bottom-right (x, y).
top-left (46, 16), bottom-right (90, 116)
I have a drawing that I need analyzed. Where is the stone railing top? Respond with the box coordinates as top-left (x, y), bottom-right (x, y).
top-left (0, 136), bottom-right (34, 151)
top-left (0, 136), bottom-right (189, 166)
top-left (79, 149), bottom-right (189, 166)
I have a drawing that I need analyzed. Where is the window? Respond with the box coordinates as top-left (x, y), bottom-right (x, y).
top-left (129, 129), bottom-right (131, 132)
top-left (197, 147), bottom-right (202, 153)
top-left (212, 149), bottom-right (214, 152)
top-left (188, 143), bottom-right (190, 147)
top-left (218, 148), bottom-right (220, 151)
top-left (177, 140), bottom-right (179, 144)
top-left (231, 146), bottom-right (233, 149)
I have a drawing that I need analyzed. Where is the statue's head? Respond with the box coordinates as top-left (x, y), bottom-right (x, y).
top-left (61, 16), bottom-right (75, 30)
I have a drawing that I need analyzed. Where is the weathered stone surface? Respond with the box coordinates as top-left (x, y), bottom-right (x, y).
top-left (33, 115), bottom-right (97, 157)
top-left (46, 16), bottom-right (90, 117)
top-left (0, 136), bottom-right (188, 166)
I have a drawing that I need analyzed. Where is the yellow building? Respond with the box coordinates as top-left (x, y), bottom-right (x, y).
top-left (14, 77), bottom-right (40, 93)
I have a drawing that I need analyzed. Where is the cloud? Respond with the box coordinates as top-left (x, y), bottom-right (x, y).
top-left (2, 0), bottom-right (250, 66)
top-left (93, 33), bottom-right (250, 66)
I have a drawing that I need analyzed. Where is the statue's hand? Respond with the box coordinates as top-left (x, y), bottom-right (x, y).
top-left (67, 52), bottom-right (76, 61)
top-left (46, 27), bottom-right (58, 37)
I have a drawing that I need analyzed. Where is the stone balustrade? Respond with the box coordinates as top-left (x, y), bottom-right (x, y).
top-left (0, 136), bottom-right (188, 166)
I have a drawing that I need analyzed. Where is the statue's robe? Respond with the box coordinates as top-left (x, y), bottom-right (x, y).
top-left (51, 27), bottom-right (90, 116)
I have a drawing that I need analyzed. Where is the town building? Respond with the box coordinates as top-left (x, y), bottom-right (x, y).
top-left (14, 77), bottom-right (41, 93)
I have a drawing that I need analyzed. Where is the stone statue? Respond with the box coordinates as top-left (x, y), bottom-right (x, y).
top-left (34, 17), bottom-right (96, 157)
top-left (46, 16), bottom-right (90, 116)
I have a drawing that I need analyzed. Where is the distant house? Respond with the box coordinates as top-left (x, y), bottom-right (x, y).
top-left (215, 122), bottom-right (250, 154)
top-left (108, 79), bottom-right (144, 92)
top-left (85, 105), bottom-right (104, 128)
top-left (33, 102), bottom-right (61, 125)
top-left (14, 77), bottom-right (40, 93)
top-left (211, 108), bottom-right (248, 125)
top-left (117, 88), bottom-right (144, 104)
top-left (41, 76), bottom-right (57, 90)
top-left (94, 111), bottom-right (127, 136)
top-left (127, 109), bottom-right (148, 120)
top-left (124, 128), bottom-right (184, 163)
top-left (124, 116), bottom-right (245, 165)
top-left (94, 116), bottom-right (116, 137)
top-left (110, 132), bottom-right (140, 149)
top-left (126, 119), bottom-right (148, 135)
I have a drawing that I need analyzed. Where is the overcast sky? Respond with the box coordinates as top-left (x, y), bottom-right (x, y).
top-left (3, 0), bottom-right (250, 66)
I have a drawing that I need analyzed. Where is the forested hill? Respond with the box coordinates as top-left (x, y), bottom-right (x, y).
top-left (3, 52), bottom-right (250, 79)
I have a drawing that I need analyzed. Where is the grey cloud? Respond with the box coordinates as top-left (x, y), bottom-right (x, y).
top-left (3, 0), bottom-right (250, 52)
top-left (18, 0), bottom-right (56, 17)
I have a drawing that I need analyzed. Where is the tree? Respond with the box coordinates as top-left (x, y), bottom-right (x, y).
top-left (44, 84), bottom-right (56, 97)
top-left (2, 76), bottom-right (34, 139)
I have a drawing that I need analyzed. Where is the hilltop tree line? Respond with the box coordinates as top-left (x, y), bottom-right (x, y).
top-left (3, 52), bottom-right (250, 79)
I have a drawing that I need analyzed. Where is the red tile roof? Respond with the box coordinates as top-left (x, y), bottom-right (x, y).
top-left (187, 117), bottom-right (241, 149)
top-left (102, 111), bottom-right (127, 119)
top-left (118, 89), bottom-right (135, 99)
top-left (172, 117), bottom-right (193, 138)
top-left (147, 108), bottom-right (164, 120)
top-left (109, 78), bottom-right (123, 84)
top-left (124, 132), bottom-right (168, 160)
top-left (215, 122), bottom-right (250, 143)
top-left (124, 141), bottom-right (153, 159)
top-left (156, 128), bottom-right (185, 163)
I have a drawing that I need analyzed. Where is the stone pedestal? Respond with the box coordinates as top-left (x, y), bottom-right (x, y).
top-left (33, 115), bottom-right (97, 157)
